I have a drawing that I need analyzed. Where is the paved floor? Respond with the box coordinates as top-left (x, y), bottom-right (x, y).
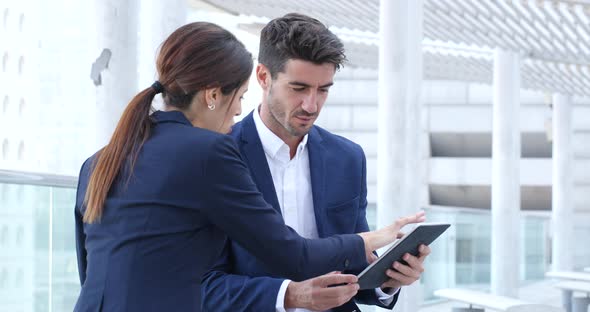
top-left (359, 279), bottom-right (576, 312)
top-left (418, 279), bottom-right (564, 312)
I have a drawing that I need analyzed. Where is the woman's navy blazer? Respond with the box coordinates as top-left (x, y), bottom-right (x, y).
top-left (73, 111), bottom-right (367, 312)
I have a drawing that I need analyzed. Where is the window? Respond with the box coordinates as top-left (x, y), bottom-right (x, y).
top-left (17, 140), bottom-right (24, 160)
top-left (0, 225), bottom-right (8, 246)
top-left (2, 139), bottom-right (8, 160)
top-left (0, 185), bottom-right (6, 205)
top-left (2, 95), bottom-right (7, 113)
top-left (18, 13), bottom-right (24, 32)
top-left (0, 268), bottom-right (7, 288)
top-left (15, 225), bottom-right (24, 245)
top-left (2, 9), bottom-right (8, 30)
top-left (2, 52), bottom-right (7, 72)
top-left (18, 98), bottom-right (24, 116)
top-left (18, 55), bottom-right (23, 75)
top-left (15, 268), bottom-right (23, 288)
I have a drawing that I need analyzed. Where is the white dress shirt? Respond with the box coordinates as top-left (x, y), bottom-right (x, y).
top-left (252, 110), bottom-right (396, 312)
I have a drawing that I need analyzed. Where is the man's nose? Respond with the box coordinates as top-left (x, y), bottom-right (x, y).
top-left (301, 92), bottom-right (318, 114)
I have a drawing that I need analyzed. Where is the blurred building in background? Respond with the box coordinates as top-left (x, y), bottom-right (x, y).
top-left (1, 0), bottom-right (589, 311)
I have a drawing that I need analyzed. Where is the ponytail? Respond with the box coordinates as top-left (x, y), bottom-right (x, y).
top-left (82, 22), bottom-right (254, 223)
top-left (83, 86), bottom-right (157, 223)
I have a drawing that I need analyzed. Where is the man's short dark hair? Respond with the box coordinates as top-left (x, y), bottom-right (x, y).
top-left (259, 13), bottom-right (346, 78)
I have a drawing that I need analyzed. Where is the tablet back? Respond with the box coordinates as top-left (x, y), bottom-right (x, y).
top-left (358, 223), bottom-right (450, 290)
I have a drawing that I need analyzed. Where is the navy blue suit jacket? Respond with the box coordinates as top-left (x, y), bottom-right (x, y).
top-left (201, 112), bottom-right (399, 311)
top-left (74, 111), bottom-right (368, 312)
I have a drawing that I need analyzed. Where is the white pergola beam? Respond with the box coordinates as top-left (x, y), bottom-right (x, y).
top-left (200, 0), bottom-right (590, 96)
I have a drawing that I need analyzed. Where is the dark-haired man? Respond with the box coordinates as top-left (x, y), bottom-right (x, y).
top-left (202, 13), bottom-right (430, 312)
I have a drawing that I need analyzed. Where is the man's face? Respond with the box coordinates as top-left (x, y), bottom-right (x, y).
top-left (260, 59), bottom-right (336, 139)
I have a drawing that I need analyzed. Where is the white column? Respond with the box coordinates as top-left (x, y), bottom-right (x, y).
top-left (138, 0), bottom-right (187, 109)
top-left (377, 0), bottom-right (424, 311)
top-left (551, 93), bottom-right (574, 271)
top-left (491, 49), bottom-right (521, 297)
top-left (94, 0), bottom-right (140, 148)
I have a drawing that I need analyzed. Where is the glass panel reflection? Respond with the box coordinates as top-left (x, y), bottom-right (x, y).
top-left (0, 183), bottom-right (78, 312)
top-left (365, 205), bottom-right (552, 304)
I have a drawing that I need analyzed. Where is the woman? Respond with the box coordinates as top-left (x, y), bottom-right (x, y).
top-left (74, 22), bottom-right (424, 312)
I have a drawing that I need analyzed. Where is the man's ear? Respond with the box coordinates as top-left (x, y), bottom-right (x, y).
top-left (256, 63), bottom-right (272, 90)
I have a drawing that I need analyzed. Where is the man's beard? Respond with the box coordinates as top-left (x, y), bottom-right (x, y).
top-left (267, 87), bottom-right (316, 137)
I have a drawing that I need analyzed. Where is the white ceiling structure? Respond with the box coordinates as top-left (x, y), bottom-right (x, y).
top-left (200, 0), bottom-right (590, 97)
top-left (349, 45), bottom-right (590, 97)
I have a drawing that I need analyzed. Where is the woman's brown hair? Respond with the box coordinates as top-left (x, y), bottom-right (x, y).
top-left (83, 22), bottom-right (253, 223)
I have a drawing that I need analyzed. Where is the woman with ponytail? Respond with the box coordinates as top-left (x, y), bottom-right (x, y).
top-left (74, 22), bottom-right (424, 312)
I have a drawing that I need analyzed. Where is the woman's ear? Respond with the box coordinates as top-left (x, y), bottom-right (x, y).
top-left (204, 87), bottom-right (222, 109)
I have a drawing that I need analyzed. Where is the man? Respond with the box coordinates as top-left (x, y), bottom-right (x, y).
top-left (201, 13), bottom-right (430, 311)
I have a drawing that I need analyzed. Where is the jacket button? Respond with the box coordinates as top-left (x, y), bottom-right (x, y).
top-left (344, 259), bottom-right (350, 268)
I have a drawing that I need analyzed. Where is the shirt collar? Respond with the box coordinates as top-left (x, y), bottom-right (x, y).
top-left (253, 106), bottom-right (308, 160)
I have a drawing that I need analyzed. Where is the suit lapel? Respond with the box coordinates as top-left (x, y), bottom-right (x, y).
top-left (309, 128), bottom-right (362, 312)
top-left (238, 113), bottom-right (282, 215)
top-left (308, 127), bottom-right (327, 237)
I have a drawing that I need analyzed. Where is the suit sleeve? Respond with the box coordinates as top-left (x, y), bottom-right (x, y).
top-left (200, 135), bottom-right (367, 281)
top-left (351, 148), bottom-right (399, 309)
top-left (201, 239), bottom-right (285, 312)
top-left (74, 160), bottom-right (89, 285)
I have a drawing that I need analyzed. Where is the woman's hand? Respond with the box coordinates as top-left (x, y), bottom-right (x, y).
top-left (357, 211), bottom-right (426, 263)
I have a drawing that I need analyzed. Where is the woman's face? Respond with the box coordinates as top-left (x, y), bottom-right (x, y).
top-left (196, 80), bottom-right (249, 134)
top-left (218, 81), bottom-right (249, 134)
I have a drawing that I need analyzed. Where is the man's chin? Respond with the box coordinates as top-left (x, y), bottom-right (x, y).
top-left (287, 125), bottom-right (312, 137)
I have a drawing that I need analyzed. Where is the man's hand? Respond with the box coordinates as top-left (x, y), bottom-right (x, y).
top-left (284, 272), bottom-right (359, 310)
top-left (381, 244), bottom-right (431, 289)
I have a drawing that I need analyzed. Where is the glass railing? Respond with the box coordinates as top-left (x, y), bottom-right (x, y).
top-left (0, 170), bottom-right (79, 312)
top-left (0, 170), bottom-right (578, 311)
top-left (416, 206), bottom-right (551, 302)
top-left (420, 206), bottom-right (493, 301)
top-left (364, 204), bottom-right (552, 307)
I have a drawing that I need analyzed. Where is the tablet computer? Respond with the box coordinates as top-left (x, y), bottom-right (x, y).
top-left (357, 223), bottom-right (450, 290)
